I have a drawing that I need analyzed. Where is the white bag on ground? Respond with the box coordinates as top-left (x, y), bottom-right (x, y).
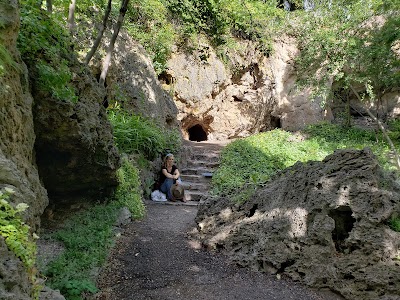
top-left (151, 190), bottom-right (167, 202)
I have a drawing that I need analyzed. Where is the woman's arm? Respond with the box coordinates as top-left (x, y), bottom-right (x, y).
top-left (162, 168), bottom-right (175, 179)
top-left (173, 168), bottom-right (180, 179)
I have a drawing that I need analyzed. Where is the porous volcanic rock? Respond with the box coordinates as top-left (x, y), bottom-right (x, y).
top-left (196, 148), bottom-right (400, 300)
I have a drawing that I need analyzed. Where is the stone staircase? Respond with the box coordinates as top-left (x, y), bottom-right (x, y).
top-left (178, 140), bottom-right (227, 206)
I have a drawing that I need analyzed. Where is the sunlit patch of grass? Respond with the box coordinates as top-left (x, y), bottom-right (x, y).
top-left (213, 123), bottom-right (398, 203)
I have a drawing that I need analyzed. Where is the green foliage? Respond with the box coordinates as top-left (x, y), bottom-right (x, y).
top-left (44, 203), bottom-right (120, 299)
top-left (0, 188), bottom-right (39, 299)
top-left (0, 44), bottom-right (20, 77)
top-left (18, 1), bottom-right (78, 103)
top-left (108, 110), bottom-right (181, 160)
top-left (294, 0), bottom-right (400, 102)
top-left (389, 216), bottom-right (400, 232)
top-left (212, 129), bottom-right (326, 201)
top-left (115, 157), bottom-right (146, 219)
top-left (126, 0), bottom-right (176, 73)
top-left (213, 123), bottom-right (397, 203)
top-left (165, 0), bottom-right (284, 54)
top-left (43, 157), bottom-right (146, 299)
top-left (36, 62), bottom-right (78, 103)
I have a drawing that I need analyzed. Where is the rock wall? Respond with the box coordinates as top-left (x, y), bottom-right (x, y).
top-left (30, 60), bottom-right (120, 201)
top-left (89, 31), bottom-right (179, 129)
top-left (196, 149), bottom-right (400, 300)
top-left (0, 1), bottom-right (48, 298)
top-left (164, 38), bottom-right (326, 141)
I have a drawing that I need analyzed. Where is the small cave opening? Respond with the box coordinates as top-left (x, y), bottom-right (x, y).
top-left (271, 116), bottom-right (281, 129)
top-left (188, 124), bottom-right (208, 142)
top-left (158, 71), bottom-right (174, 85)
top-left (328, 206), bottom-right (356, 252)
top-left (247, 204), bottom-right (258, 218)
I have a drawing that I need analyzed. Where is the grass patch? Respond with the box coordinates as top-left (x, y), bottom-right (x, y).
top-left (213, 123), bottom-right (398, 203)
top-left (389, 216), bottom-right (400, 232)
top-left (115, 156), bottom-right (146, 219)
top-left (43, 203), bottom-right (119, 299)
top-left (108, 110), bottom-right (181, 160)
top-left (43, 159), bottom-right (145, 299)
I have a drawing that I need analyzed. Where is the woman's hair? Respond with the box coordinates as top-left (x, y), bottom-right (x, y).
top-left (163, 153), bottom-right (174, 168)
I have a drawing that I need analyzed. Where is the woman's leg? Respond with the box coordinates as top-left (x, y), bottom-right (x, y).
top-left (160, 178), bottom-right (174, 200)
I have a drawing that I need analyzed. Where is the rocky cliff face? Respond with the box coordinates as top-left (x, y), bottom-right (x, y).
top-left (163, 38), bottom-right (326, 141)
top-left (87, 30), bottom-right (179, 129)
top-left (196, 148), bottom-right (400, 300)
top-left (0, 1), bottom-right (48, 298)
top-left (30, 60), bottom-right (120, 201)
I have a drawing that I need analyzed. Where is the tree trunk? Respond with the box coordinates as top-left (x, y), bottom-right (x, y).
top-left (99, 0), bottom-right (129, 87)
top-left (350, 84), bottom-right (400, 170)
top-left (345, 92), bottom-right (351, 127)
top-left (68, 0), bottom-right (77, 34)
top-left (84, 0), bottom-right (112, 65)
top-left (46, 0), bottom-right (52, 13)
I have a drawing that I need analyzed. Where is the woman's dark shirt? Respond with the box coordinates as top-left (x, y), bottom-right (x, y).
top-left (160, 165), bottom-right (177, 183)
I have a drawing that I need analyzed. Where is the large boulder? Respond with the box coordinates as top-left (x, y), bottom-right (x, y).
top-left (196, 148), bottom-right (400, 300)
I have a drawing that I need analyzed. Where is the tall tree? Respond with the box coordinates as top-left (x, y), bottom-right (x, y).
top-left (84, 0), bottom-right (112, 65)
top-left (67, 0), bottom-right (77, 34)
top-left (99, 0), bottom-right (130, 87)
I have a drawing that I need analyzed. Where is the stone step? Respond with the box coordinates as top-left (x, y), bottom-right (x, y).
top-left (182, 167), bottom-right (214, 175)
top-left (180, 181), bottom-right (209, 191)
top-left (186, 160), bottom-right (220, 168)
top-left (180, 174), bottom-right (212, 184)
top-left (192, 153), bottom-right (220, 162)
top-left (185, 190), bottom-right (205, 201)
top-left (146, 199), bottom-right (199, 207)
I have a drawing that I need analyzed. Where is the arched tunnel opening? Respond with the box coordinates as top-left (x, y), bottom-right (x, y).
top-left (188, 124), bottom-right (208, 142)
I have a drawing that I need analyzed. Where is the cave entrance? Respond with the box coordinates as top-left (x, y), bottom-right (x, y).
top-left (271, 116), bottom-right (281, 129)
top-left (188, 124), bottom-right (208, 142)
top-left (328, 206), bottom-right (356, 252)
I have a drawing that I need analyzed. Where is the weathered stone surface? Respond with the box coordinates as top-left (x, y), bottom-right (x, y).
top-left (164, 38), bottom-right (326, 140)
top-left (88, 30), bottom-right (179, 128)
top-left (0, 0), bottom-right (48, 227)
top-left (269, 37), bottom-right (326, 130)
top-left (0, 237), bottom-right (31, 300)
top-left (31, 61), bottom-right (120, 200)
top-left (196, 149), bottom-right (400, 300)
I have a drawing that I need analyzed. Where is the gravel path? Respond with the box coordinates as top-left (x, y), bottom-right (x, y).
top-left (95, 200), bottom-right (344, 300)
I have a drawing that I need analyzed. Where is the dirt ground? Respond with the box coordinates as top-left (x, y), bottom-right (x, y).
top-left (95, 200), bottom-right (344, 300)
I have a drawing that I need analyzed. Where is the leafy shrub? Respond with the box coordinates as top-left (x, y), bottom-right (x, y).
top-left (108, 110), bottom-right (181, 160)
top-left (18, 1), bottom-right (78, 103)
top-left (126, 0), bottom-right (176, 73)
top-left (115, 157), bottom-right (146, 219)
top-left (0, 188), bottom-right (39, 299)
top-left (36, 62), bottom-right (78, 103)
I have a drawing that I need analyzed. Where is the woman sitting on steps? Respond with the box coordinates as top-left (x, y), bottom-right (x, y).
top-left (160, 153), bottom-right (186, 202)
